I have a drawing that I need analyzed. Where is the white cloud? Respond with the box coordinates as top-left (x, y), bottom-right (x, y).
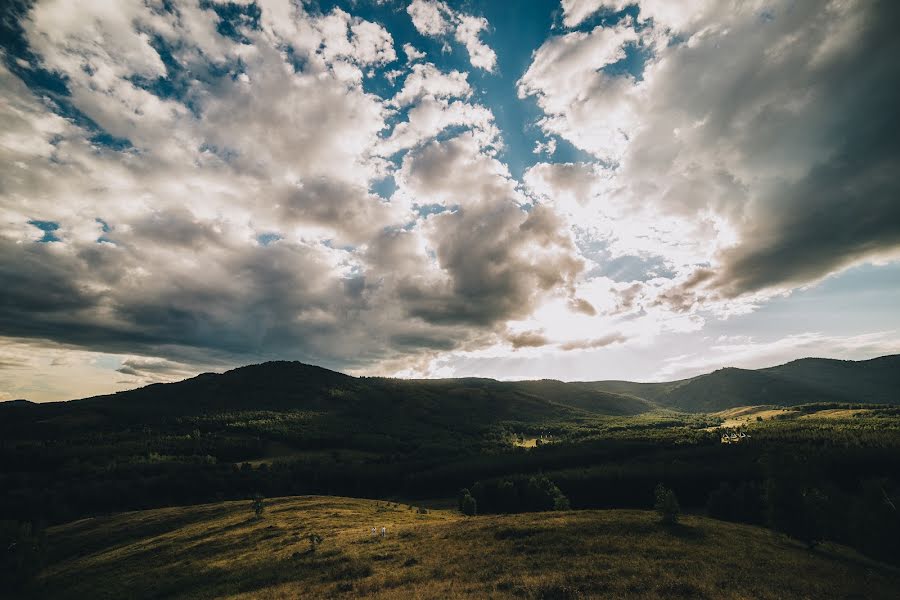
top-left (406, 0), bottom-right (497, 72)
top-left (407, 0), bottom-right (452, 36)
top-left (402, 42), bottom-right (426, 62)
top-left (560, 0), bottom-right (606, 28)
top-left (532, 138), bottom-right (557, 156)
top-left (522, 0), bottom-right (900, 311)
top-left (0, 0), bottom-right (583, 398)
top-left (518, 21), bottom-right (639, 162)
top-left (655, 331), bottom-right (900, 380)
top-left (453, 15), bottom-right (497, 72)
top-left (390, 62), bottom-right (471, 107)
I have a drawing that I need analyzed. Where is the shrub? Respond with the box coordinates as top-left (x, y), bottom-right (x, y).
top-left (654, 483), bottom-right (680, 525)
top-left (251, 493), bottom-right (264, 518)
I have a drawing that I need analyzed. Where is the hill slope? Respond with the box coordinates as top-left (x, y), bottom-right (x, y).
top-left (764, 355), bottom-right (900, 404)
top-left (64, 361), bottom-right (649, 419)
top-left (0, 361), bottom-right (651, 446)
top-left (653, 367), bottom-right (846, 413)
top-left (22, 496), bottom-right (900, 600)
top-left (589, 354), bottom-right (900, 412)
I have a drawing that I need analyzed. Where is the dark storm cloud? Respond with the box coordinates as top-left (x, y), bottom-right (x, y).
top-left (685, 0), bottom-right (900, 297)
top-left (400, 203), bottom-right (582, 326)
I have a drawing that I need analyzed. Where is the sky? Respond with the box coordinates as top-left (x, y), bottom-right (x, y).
top-left (1, 0), bottom-right (899, 402)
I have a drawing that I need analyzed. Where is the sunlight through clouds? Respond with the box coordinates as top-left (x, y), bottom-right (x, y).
top-left (1, 0), bottom-right (899, 398)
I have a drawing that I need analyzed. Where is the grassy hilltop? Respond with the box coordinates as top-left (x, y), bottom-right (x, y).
top-left (26, 496), bottom-right (900, 599)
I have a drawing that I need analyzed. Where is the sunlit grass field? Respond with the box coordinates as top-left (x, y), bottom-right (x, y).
top-left (29, 496), bottom-right (900, 599)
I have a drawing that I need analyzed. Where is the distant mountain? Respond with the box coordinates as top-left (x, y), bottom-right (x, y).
top-left (588, 354), bottom-right (899, 412)
top-left (650, 367), bottom-right (846, 413)
top-left (79, 361), bottom-right (355, 415)
top-left (0, 362), bottom-right (651, 448)
top-left (763, 355), bottom-right (900, 405)
top-left (67, 362), bottom-right (647, 420)
top-left (3, 354), bottom-right (896, 424)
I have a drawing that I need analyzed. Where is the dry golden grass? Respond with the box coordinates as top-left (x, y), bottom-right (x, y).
top-left (34, 496), bottom-right (899, 599)
top-left (710, 406), bottom-right (795, 429)
top-left (799, 408), bottom-right (873, 419)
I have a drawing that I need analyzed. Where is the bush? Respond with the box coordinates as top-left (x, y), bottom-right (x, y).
top-left (458, 488), bottom-right (477, 516)
top-left (654, 483), bottom-right (680, 525)
top-left (251, 493), bottom-right (265, 518)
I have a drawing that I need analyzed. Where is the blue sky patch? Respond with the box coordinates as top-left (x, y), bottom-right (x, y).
top-left (29, 220), bottom-right (61, 243)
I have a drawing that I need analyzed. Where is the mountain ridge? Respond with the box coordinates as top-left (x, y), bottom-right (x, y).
top-left (3, 354), bottom-right (897, 416)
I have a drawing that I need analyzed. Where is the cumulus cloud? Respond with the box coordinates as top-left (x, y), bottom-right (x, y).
top-left (393, 134), bottom-right (584, 327)
top-left (402, 42), bottom-right (426, 62)
top-left (390, 62), bottom-right (471, 107)
top-left (0, 0), bottom-right (582, 395)
top-left (560, 0), bottom-right (607, 28)
top-left (406, 0), bottom-right (497, 71)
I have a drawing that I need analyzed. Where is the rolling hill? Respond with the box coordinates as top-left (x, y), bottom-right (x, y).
top-left (590, 354), bottom-right (900, 412)
top-left (764, 355), bottom-right (900, 404)
top-left (18, 495), bottom-right (900, 600)
top-left (649, 367), bottom-right (846, 413)
top-left (0, 361), bottom-right (651, 448)
top-left (62, 361), bottom-right (652, 420)
top-left (4, 354), bottom-right (897, 431)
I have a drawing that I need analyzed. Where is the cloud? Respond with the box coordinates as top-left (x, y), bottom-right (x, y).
top-left (561, 0), bottom-right (718, 32)
top-left (402, 43), bottom-right (426, 62)
top-left (655, 330), bottom-right (900, 380)
top-left (0, 1), bottom-right (584, 392)
top-left (559, 332), bottom-right (625, 351)
top-left (522, 0), bottom-right (900, 308)
top-left (406, 0), bottom-right (497, 72)
top-left (2, 0), bottom-right (898, 397)
top-left (407, 0), bottom-right (452, 36)
top-left (393, 134), bottom-right (584, 327)
top-left (507, 330), bottom-right (549, 349)
top-left (518, 21), bottom-right (639, 162)
top-left (560, 0), bottom-right (606, 28)
top-left (390, 62), bottom-right (471, 107)
top-left (453, 15), bottom-right (497, 72)
top-left (116, 357), bottom-right (197, 381)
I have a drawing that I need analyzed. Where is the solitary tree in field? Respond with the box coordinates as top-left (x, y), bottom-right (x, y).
top-left (654, 483), bottom-right (680, 525)
top-left (251, 493), bottom-right (265, 519)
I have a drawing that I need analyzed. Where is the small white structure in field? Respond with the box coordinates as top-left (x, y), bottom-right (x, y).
top-left (371, 527), bottom-right (376, 536)
top-left (381, 526), bottom-right (386, 537)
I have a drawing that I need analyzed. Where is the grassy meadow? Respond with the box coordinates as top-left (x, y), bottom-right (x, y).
top-left (25, 496), bottom-right (900, 599)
